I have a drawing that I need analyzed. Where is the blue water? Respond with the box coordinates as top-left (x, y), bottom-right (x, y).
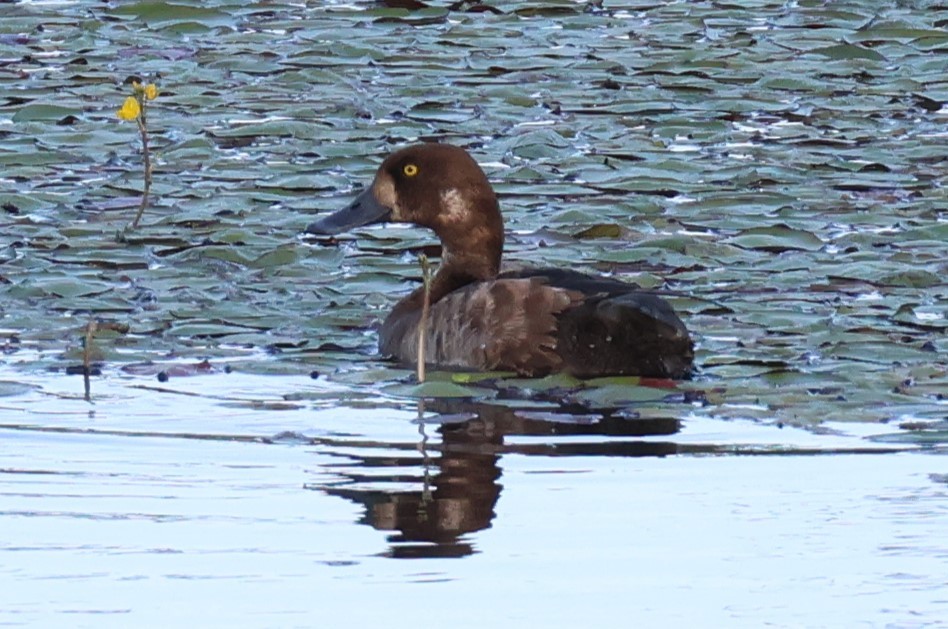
top-left (1, 370), bottom-right (945, 627)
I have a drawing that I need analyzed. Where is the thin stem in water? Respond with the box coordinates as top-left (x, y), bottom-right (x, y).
top-left (416, 254), bottom-right (432, 383)
top-left (83, 319), bottom-right (98, 402)
top-left (130, 104), bottom-right (151, 229)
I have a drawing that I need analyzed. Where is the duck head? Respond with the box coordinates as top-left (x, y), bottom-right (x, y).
top-left (307, 143), bottom-right (504, 279)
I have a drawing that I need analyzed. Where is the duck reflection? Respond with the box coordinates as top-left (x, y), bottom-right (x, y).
top-left (321, 418), bottom-right (501, 559)
top-left (311, 399), bottom-right (681, 558)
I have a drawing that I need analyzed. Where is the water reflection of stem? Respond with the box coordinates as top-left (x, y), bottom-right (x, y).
top-left (416, 254), bottom-right (432, 383)
top-left (130, 104), bottom-right (151, 230)
top-left (416, 400), bottom-right (432, 513)
top-left (82, 319), bottom-right (98, 402)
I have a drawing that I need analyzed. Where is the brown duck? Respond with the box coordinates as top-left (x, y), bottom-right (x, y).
top-left (307, 143), bottom-right (694, 379)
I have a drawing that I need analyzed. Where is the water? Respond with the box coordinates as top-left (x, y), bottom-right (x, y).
top-left (1, 369), bottom-right (945, 628)
top-left (3, 1), bottom-right (946, 625)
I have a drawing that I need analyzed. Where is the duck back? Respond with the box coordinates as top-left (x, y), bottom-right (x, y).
top-left (500, 268), bottom-right (694, 379)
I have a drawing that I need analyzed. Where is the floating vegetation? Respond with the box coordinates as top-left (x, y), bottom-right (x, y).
top-left (0, 1), bottom-right (943, 427)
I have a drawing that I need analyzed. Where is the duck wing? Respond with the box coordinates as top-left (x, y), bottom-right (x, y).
top-left (500, 268), bottom-right (694, 379)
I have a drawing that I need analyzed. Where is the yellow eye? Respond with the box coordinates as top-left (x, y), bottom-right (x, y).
top-left (403, 163), bottom-right (419, 177)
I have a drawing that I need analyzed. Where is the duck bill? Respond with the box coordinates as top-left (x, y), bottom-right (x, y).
top-left (305, 187), bottom-right (392, 235)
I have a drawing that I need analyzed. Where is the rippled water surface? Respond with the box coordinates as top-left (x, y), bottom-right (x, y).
top-left (2, 0), bottom-right (947, 626)
top-left (2, 369), bottom-right (946, 628)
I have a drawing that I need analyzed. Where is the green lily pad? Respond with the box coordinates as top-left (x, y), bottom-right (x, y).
top-left (387, 380), bottom-right (491, 399)
top-left (573, 384), bottom-right (674, 407)
top-left (12, 104), bottom-right (83, 122)
top-left (809, 44), bottom-right (886, 61)
top-left (108, 1), bottom-right (234, 26)
top-left (725, 225), bottom-right (824, 252)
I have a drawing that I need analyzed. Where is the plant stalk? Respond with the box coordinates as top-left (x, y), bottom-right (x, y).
top-left (83, 319), bottom-right (98, 402)
top-left (131, 103), bottom-right (151, 229)
top-left (417, 254), bottom-right (432, 383)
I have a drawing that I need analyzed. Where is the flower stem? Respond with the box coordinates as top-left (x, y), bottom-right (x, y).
top-left (83, 319), bottom-right (98, 402)
top-left (417, 254), bottom-right (432, 383)
top-left (130, 102), bottom-right (151, 229)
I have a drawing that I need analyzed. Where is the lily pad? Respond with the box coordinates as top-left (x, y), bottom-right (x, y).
top-left (809, 44), bottom-right (886, 61)
top-left (12, 104), bottom-right (83, 122)
top-left (387, 381), bottom-right (492, 399)
top-left (0, 0), bottom-right (944, 439)
top-left (725, 226), bottom-right (824, 253)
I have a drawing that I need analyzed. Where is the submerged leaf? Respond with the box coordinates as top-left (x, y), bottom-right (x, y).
top-left (573, 224), bottom-right (625, 239)
top-left (808, 44), bottom-right (885, 61)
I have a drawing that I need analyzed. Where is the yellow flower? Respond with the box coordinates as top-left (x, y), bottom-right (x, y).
top-left (117, 96), bottom-right (141, 121)
top-left (143, 83), bottom-right (158, 100)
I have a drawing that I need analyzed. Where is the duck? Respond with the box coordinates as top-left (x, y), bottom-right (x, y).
top-left (306, 143), bottom-right (694, 379)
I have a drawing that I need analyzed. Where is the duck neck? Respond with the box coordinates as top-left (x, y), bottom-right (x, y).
top-left (398, 187), bottom-right (505, 311)
top-left (396, 234), bottom-right (502, 315)
top-left (432, 243), bottom-right (500, 298)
